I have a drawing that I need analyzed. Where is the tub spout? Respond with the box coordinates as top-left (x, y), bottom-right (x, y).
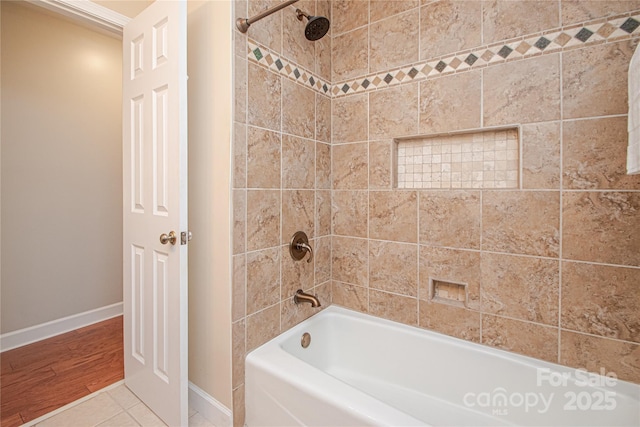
top-left (294, 289), bottom-right (321, 307)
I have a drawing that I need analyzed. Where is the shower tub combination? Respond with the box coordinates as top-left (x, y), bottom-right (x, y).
top-left (246, 306), bottom-right (640, 426)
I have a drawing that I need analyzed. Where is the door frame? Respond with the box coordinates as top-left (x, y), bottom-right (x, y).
top-left (25, 2), bottom-right (235, 425)
top-left (26, 0), bottom-right (130, 35)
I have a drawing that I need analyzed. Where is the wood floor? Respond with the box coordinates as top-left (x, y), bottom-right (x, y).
top-left (0, 316), bottom-right (124, 427)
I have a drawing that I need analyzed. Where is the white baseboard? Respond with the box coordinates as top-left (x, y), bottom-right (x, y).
top-left (0, 302), bottom-right (123, 352)
top-left (189, 381), bottom-right (232, 427)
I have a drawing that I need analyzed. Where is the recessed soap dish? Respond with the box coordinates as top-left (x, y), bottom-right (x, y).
top-left (430, 278), bottom-right (467, 307)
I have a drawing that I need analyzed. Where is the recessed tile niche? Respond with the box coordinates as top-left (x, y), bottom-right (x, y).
top-left (395, 128), bottom-right (520, 189)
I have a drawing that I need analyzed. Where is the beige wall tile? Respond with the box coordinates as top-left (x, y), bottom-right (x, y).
top-left (419, 0), bottom-right (481, 59)
top-left (281, 295), bottom-right (317, 331)
top-left (332, 236), bottom-right (368, 286)
top-left (316, 189), bottom-right (332, 237)
top-left (369, 289), bottom-right (418, 326)
top-left (419, 302), bottom-right (480, 342)
top-left (247, 63), bottom-right (281, 131)
top-left (370, 11), bottom-right (419, 74)
top-left (563, 117), bottom-right (640, 190)
top-left (482, 315), bottom-right (558, 363)
top-left (370, 0), bottom-right (419, 23)
top-left (331, 0), bottom-right (368, 35)
top-left (561, 0), bottom-right (640, 25)
top-left (563, 40), bottom-right (636, 119)
top-left (247, 126), bottom-right (281, 189)
top-left (561, 330), bottom-right (640, 384)
top-left (482, 191), bottom-right (560, 257)
top-left (332, 26), bottom-right (369, 81)
top-left (317, 0), bottom-right (331, 24)
top-left (247, 0), bottom-right (282, 52)
top-left (419, 246), bottom-right (481, 310)
top-left (233, 123), bottom-right (247, 189)
top-left (370, 83), bottom-right (419, 140)
top-left (314, 236), bottom-right (332, 284)
top-left (282, 134), bottom-right (315, 189)
top-left (283, 0), bottom-right (316, 71)
top-left (234, 0), bottom-right (248, 56)
top-left (369, 240), bottom-right (418, 297)
top-left (316, 142), bottom-right (332, 189)
top-left (232, 254), bottom-right (246, 322)
top-left (232, 385), bottom-right (245, 427)
top-left (369, 190), bottom-right (418, 243)
top-left (481, 253), bottom-right (559, 325)
top-left (483, 0), bottom-right (559, 44)
top-left (282, 79), bottom-right (315, 139)
top-left (232, 320), bottom-right (245, 389)
top-left (562, 192), bottom-right (640, 266)
top-left (315, 34), bottom-right (332, 81)
top-left (522, 121), bottom-right (561, 189)
top-left (332, 281), bottom-right (368, 313)
top-left (484, 54), bottom-right (560, 126)
top-left (246, 247), bottom-right (280, 315)
top-left (282, 190), bottom-right (315, 243)
top-left (333, 93), bottom-right (368, 143)
top-left (332, 190), bottom-right (368, 238)
top-left (419, 71), bottom-right (482, 133)
top-left (234, 55), bottom-right (247, 124)
top-left (246, 190), bottom-right (280, 251)
top-left (369, 141), bottom-right (392, 189)
top-left (314, 280), bottom-right (332, 305)
top-left (316, 94), bottom-right (331, 143)
top-left (332, 143), bottom-right (369, 189)
top-left (419, 190), bottom-right (481, 249)
top-left (562, 262), bottom-right (640, 343)
top-left (246, 303), bottom-right (280, 351)
top-left (282, 244), bottom-right (314, 301)
top-left (233, 189), bottom-right (246, 255)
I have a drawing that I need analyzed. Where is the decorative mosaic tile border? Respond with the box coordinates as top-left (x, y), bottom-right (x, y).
top-left (247, 39), bottom-right (331, 96)
top-left (247, 11), bottom-right (640, 98)
top-left (333, 12), bottom-right (640, 97)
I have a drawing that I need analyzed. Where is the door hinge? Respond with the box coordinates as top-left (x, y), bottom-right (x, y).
top-left (180, 231), bottom-right (192, 245)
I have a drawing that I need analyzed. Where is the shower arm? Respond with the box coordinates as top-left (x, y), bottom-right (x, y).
top-left (236, 0), bottom-right (300, 33)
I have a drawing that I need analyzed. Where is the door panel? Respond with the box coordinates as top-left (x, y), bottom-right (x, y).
top-left (123, 1), bottom-right (188, 426)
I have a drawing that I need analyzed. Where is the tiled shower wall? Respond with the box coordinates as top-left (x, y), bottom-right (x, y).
top-left (329, 0), bottom-right (640, 387)
top-left (232, 1), bottom-right (332, 425)
top-left (233, 0), bottom-right (640, 425)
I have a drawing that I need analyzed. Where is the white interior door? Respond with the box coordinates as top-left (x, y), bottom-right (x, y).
top-left (122, 1), bottom-right (188, 426)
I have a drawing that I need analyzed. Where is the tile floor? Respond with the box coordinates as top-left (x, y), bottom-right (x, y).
top-left (27, 382), bottom-right (215, 427)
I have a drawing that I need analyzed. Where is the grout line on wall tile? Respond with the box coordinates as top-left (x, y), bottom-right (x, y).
top-left (559, 327), bottom-right (640, 347)
top-left (562, 113), bottom-right (628, 123)
top-left (482, 312), bottom-right (559, 330)
top-left (560, 258), bottom-right (640, 270)
top-left (558, 49), bottom-right (565, 364)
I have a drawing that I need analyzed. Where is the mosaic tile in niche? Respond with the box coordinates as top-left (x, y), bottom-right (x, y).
top-left (397, 128), bottom-right (518, 189)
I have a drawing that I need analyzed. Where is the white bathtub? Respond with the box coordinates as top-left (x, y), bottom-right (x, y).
top-left (245, 306), bottom-right (640, 426)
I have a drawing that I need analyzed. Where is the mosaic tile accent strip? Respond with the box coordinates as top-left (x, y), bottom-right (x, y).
top-left (246, 11), bottom-right (640, 99)
top-left (247, 39), bottom-right (330, 96)
top-left (396, 129), bottom-right (519, 189)
top-left (332, 11), bottom-right (640, 97)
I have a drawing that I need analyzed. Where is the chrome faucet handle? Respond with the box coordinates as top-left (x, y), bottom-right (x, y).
top-left (290, 231), bottom-right (313, 263)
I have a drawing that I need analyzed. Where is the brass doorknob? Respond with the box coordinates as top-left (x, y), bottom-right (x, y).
top-left (160, 231), bottom-right (177, 245)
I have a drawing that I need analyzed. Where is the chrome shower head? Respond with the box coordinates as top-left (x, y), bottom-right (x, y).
top-left (296, 9), bottom-right (330, 41)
